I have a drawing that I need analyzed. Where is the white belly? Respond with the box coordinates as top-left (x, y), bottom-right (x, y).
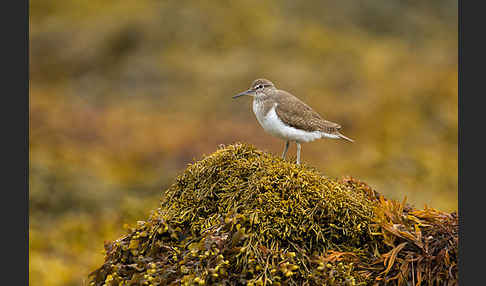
top-left (252, 101), bottom-right (338, 143)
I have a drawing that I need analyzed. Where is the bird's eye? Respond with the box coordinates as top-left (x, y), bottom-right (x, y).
top-left (257, 84), bottom-right (264, 89)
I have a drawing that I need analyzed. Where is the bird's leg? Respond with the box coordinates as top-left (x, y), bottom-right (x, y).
top-left (296, 142), bottom-right (301, 165)
top-left (282, 140), bottom-right (290, 160)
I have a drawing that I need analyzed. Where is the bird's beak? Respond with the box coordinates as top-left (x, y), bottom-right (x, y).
top-left (232, 89), bottom-right (254, 99)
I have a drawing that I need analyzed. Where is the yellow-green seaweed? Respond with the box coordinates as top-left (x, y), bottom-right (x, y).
top-left (89, 143), bottom-right (457, 286)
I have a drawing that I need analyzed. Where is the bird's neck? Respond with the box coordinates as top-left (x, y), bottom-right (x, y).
top-left (253, 95), bottom-right (276, 118)
top-left (254, 90), bottom-right (276, 103)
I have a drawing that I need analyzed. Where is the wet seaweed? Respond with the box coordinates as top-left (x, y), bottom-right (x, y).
top-left (89, 143), bottom-right (457, 286)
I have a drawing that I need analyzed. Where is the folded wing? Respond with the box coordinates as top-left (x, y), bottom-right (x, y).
top-left (274, 91), bottom-right (341, 134)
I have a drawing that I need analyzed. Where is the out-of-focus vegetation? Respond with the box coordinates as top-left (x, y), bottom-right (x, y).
top-left (30, 1), bottom-right (457, 285)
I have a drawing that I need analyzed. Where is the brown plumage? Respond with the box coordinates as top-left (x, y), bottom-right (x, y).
top-left (274, 90), bottom-right (342, 133)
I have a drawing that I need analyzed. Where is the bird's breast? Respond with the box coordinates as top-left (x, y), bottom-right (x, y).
top-left (252, 99), bottom-right (269, 125)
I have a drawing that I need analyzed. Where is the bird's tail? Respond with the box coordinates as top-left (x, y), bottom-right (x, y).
top-left (337, 132), bottom-right (354, 143)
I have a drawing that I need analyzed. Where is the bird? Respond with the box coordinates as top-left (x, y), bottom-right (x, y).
top-left (233, 78), bottom-right (353, 165)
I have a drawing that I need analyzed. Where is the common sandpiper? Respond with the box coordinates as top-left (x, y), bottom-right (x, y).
top-left (233, 78), bottom-right (354, 164)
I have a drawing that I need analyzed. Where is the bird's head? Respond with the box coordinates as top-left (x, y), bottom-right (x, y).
top-left (233, 78), bottom-right (275, 99)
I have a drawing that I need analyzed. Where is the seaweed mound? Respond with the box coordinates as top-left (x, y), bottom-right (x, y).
top-left (89, 143), bottom-right (458, 286)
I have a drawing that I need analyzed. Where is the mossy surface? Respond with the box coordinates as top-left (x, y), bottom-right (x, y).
top-left (89, 143), bottom-right (458, 286)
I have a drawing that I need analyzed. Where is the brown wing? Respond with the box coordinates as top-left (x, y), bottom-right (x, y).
top-left (274, 91), bottom-right (341, 133)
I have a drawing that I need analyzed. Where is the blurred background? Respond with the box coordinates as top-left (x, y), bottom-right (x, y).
top-left (29, 1), bottom-right (457, 285)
